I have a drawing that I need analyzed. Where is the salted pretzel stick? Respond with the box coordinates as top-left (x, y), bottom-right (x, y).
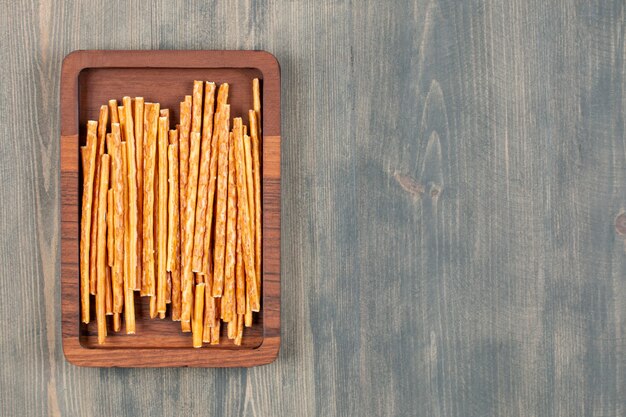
top-left (142, 103), bottom-right (159, 296)
top-left (235, 209), bottom-right (245, 315)
top-left (179, 97), bottom-right (192, 245)
top-left (109, 125), bottom-right (124, 314)
top-left (89, 106), bottom-right (107, 294)
top-left (243, 133), bottom-right (255, 250)
top-left (80, 121), bottom-right (97, 323)
top-left (192, 283), bottom-right (205, 347)
top-left (222, 130), bottom-right (238, 323)
top-left (107, 188), bottom-right (114, 267)
top-left (121, 144), bottom-right (136, 333)
top-left (181, 132), bottom-right (201, 321)
top-left (181, 318), bottom-right (191, 333)
top-left (210, 298), bottom-right (221, 344)
top-left (167, 139), bottom-right (182, 320)
top-left (122, 97), bottom-right (138, 292)
top-left (157, 116), bottom-right (168, 314)
top-left (134, 97), bottom-right (144, 291)
top-left (234, 121), bottom-right (260, 311)
top-left (96, 154), bottom-right (110, 344)
top-left (212, 105), bottom-right (231, 297)
top-left (249, 111), bottom-right (262, 290)
top-left (234, 313), bottom-right (244, 346)
top-left (191, 82), bottom-right (216, 272)
top-left (166, 272), bottom-right (172, 304)
top-left (202, 84), bottom-right (229, 275)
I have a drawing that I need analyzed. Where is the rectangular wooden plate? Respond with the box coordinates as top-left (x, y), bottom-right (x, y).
top-left (60, 50), bottom-right (280, 367)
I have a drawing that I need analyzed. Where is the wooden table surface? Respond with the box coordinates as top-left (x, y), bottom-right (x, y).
top-left (1, 1), bottom-right (625, 416)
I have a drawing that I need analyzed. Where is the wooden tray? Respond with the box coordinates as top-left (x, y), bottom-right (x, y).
top-left (60, 50), bottom-right (280, 367)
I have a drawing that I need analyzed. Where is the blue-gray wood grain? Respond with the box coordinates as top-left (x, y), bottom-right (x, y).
top-left (1, 0), bottom-right (625, 416)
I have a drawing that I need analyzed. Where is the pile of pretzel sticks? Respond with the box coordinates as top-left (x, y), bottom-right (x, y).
top-left (79, 79), bottom-right (262, 347)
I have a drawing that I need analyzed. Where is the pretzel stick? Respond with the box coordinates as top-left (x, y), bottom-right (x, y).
top-left (181, 318), bottom-right (191, 332)
top-left (210, 298), bottom-right (221, 344)
top-left (191, 80), bottom-right (203, 135)
top-left (108, 100), bottom-right (119, 128)
top-left (167, 139), bottom-right (182, 320)
top-left (122, 97), bottom-right (139, 292)
top-left (234, 120), bottom-right (260, 311)
top-left (191, 82), bottom-right (216, 272)
top-left (150, 294), bottom-right (157, 319)
top-left (253, 78), bottom-right (261, 137)
top-left (142, 103), bottom-right (159, 296)
top-left (105, 264), bottom-right (113, 315)
top-left (201, 84), bottom-right (229, 276)
top-left (227, 316), bottom-right (236, 340)
top-left (222, 130), bottom-right (238, 323)
top-left (181, 132), bottom-right (201, 321)
top-left (192, 283), bottom-right (205, 347)
top-left (134, 97), bottom-right (144, 291)
top-left (235, 207), bottom-right (245, 315)
top-left (109, 125), bottom-right (125, 314)
top-left (105, 187), bottom-right (114, 316)
top-left (202, 272), bottom-right (215, 342)
top-left (157, 116), bottom-right (168, 314)
top-left (212, 105), bottom-right (231, 297)
top-left (80, 121), bottom-right (97, 323)
top-left (179, 97), bottom-right (192, 247)
top-left (121, 144), bottom-right (136, 333)
top-left (166, 272), bottom-right (172, 304)
top-left (96, 154), bottom-right (110, 344)
top-left (89, 107), bottom-right (107, 294)
top-left (117, 106), bottom-right (126, 142)
top-left (249, 111), bottom-right (262, 291)
top-left (113, 312), bottom-right (121, 332)
top-left (107, 187), bottom-right (114, 267)
top-left (234, 313), bottom-right (244, 346)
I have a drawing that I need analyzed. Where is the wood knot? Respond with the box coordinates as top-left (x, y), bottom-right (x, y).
top-left (616, 212), bottom-right (626, 236)
top-left (394, 172), bottom-right (424, 197)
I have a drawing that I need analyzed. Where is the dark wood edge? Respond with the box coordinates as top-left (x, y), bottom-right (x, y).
top-left (60, 50), bottom-right (281, 368)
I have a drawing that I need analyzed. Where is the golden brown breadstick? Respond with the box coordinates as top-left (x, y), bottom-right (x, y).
top-left (201, 84), bottom-right (229, 275)
top-left (160, 108), bottom-right (169, 122)
top-left (123, 97), bottom-right (139, 292)
top-left (105, 265), bottom-right (113, 315)
top-left (181, 317), bottom-right (191, 333)
top-left (227, 316), bottom-right (236, 340)
top-left (253, 78), bottom-right (261, 135)
top-left (89, 107), bottom-right (107, 295)
top-left (191, 82), bottom-right (216, 272)
top-left (107, 187), bottom-right (114, 267)
top-left (113, 313), bottom-right (121, 332)
top-left (150, 294), bottom-right (157, 319)
top-left (157, 116), bottom-right (168, 314)
top-left (142, 103), bottom-right (159, 296)
top-left (249, 110), bottom-right (262, 289)
top-left (80, 121), bottom-right (97, 323)
top-left (167, 139), bottom-right (182, 320)
top-left (192, 283), bottom-right (205, 347)
top-left (191, 80), bottom-right (203, 135)
top-left (117, 106), bottom-right (126, 142)
top-left (121, 144), bottom-right (136, 333)
top-left (181, 132), bottom-right (201, 321)
top-left (235, 208), bottom-right (245, 315)
top-left (223, 130), bottom-right (238, 323)
top-left (210, 298), bottom-right (221, 344)
top-left (234, 120), bottom-right (260, 311)
top-left (166, 271), bottom-right (172, 304)
top-left (243, 133), bottom-right (255, 247)
top-left (108, 100), bottom-right (119, 128)
top-left (109, 125), bottom-right (124, 314)
top-left (212, 105), bottom-right (231, 296)
top-left (234, 313), bottom-right (244, 346)
top-left (134, 97), bottom-right (144, 291)
top-left (202, 272), bottom-right (215, 342)
top-left (96, 154), bottom-right (110, 344)
top-left (179, 97), bottom-right (192, 243)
